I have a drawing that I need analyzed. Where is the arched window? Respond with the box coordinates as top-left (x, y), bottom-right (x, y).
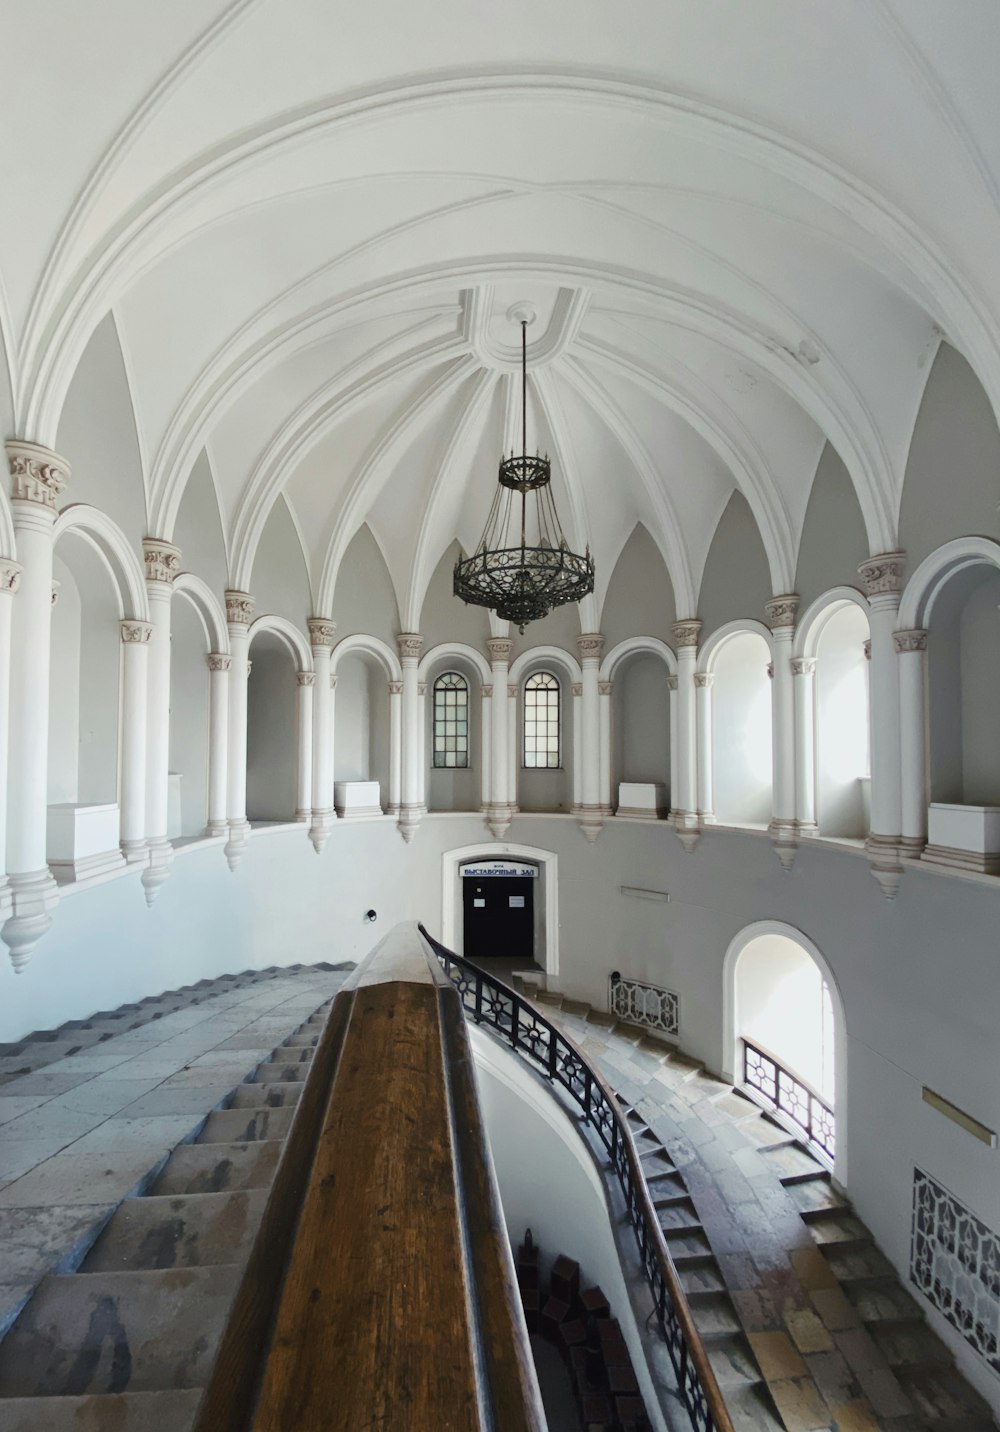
top-left (523, 672), bottom-right (560, 768)
top-left (433, 672), bottom-right (469, 768)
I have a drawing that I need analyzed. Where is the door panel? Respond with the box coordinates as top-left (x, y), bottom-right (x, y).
top-left (462, 876), bottom-right (534, 961)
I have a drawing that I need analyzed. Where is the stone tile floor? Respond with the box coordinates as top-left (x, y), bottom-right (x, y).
top-left (0, 963), bottom-right (352, 1338)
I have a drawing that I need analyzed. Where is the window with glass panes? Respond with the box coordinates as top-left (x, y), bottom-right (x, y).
top-left (523, 671), bottom-right (560, 768)
top-left (432, 672), bottom-right (469, 767)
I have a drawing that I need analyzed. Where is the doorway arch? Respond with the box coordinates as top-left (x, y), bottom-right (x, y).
top-left (441, 841), bottom-right (559, 981)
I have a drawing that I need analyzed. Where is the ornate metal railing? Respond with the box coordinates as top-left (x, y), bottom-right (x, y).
top-left (742, 1038), bottom-right (836, 1161)
top-left (419, 926), bottom-right (735, 1432)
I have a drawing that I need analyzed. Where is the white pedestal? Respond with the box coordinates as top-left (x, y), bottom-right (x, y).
top-left (923, 803), bottom-right (1000, 875)
top-left (334, 781), bottom-right (383, 818)
top-left (47, 803), bottom-right (125, 880)
top-left (617, 782), bottom-right (667, 819)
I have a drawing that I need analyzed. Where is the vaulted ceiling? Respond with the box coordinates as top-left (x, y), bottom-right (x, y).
top-left (2, 1), bottom-right (999, 624)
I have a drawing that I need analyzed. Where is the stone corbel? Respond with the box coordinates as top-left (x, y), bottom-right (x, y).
top-left (142, 537), bottom-right (181, 588)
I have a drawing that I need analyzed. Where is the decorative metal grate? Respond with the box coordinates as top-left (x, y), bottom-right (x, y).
top-left (609, 973), bottom-right (679, 1037)
top-left (742, 1039), bottom-right (836, 1162)
top-left (912, 1168), bottom-right (1000, 1374)
top-left (420, 925), bottom-right (734, 1432)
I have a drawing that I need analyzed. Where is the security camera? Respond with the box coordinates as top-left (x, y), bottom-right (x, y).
top-left (365, 909), bottom-right (377, 923)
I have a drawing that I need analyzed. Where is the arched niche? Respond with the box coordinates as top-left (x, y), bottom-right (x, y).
top-left (333, 650), bottom-right (390, 811)
top-left (246, 629), bottom-right (299, 822)
top-left (509, 647), bottom-right (579, 815)
top-left (600, 524), bottom-right (677, 649)
top-left (701, 624), bottom-right (772, 828)
top-left (925, 563), bottom-right (1000, 806)
top-left (603, 640), bottom-right (673, 814)
top-left (795, 591), bottom-right (871, 839)
top-left (168, 580), bottom-right (227, 838)
top-left (421, 645), bottom-right (489, 814)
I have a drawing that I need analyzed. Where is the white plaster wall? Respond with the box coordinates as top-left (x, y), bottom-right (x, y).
top-left (711, 634), bottom-right (772, 826)
top-left (815, 604), bottom-right (869, 838)
top-left (331, 524), bottom-right (400, 644)
top-left (600, 525), bottom-right (677, 649)
top-left (612, 654), bottom-right (670, 797)
top-left (172, 451), bottom-right (229, 597)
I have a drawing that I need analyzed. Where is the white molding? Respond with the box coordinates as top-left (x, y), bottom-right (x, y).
top-left (172, 572), bottom-right (229, 654)
top-left (600, 635), bottom-right (676, 682)
top-left (697, 618), bottom-right (773, 673)
top-left (331, 632), bottom-right (402, 682)
top-left (52, 504), bottom-right (150, 621)
top-left (508, 644), bottom-right (582, 685)
top-left (898, 536), bottom-right (1000, 631)
top-left (246, 613), bottom-right (313, 670)
top-left (418, 641), bottom-right (492, 684)
top-left (793, 585), bottom-right (870, 660)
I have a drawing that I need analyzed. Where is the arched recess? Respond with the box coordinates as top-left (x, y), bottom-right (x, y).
top-left (440, 840), bottom-right (560, 980)
top-left (168, 577), bottom-right (229, 838)
top-left (602, 638), bottom-right (675, 817)
top-left (723, 920), bottom-right (848, 1186)
top-left (245, 616), bottom-right (311, 824)
top-left (419, 643), bottom-right (491, 815)
top-left (793, 588), bottom-right (871, 840)
top-left (698, 621), bottom-right (773, 828)
top-left (331, 634), bottom-right (400, 814)
top-left (509, 646), bottom-right (581, 814)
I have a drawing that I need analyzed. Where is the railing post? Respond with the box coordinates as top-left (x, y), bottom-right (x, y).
top-left (511, 1000), bottom-right (519, 1051)
top-left (474, 972), bottom-right (483, 1023)
top-left (547, 1025), bottom-right (558, 1079)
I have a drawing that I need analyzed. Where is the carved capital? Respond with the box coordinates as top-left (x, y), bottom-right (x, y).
top-left (894, 628), bottom-right (928, 655)
top-left (666, 675), bottom-right (678, 692)
top-left (0, 558), bottom-right (22, 594)
top-left (308, 617), bottom-right (337, 648)
top-left (418, 681), bottom-right (427, 697)
top-left (598, 681), bottom-right (613, 697)
top-left (672, 618), bottom-right (702, 649)
top-left (694, 672), bottom-right (714, 689)
top-left (6, 440), bottom-right (70, 508)
top-left (142, 537), bottom-right (181, 586)
top-left (508, 683), bottom-right (519, 700)
top-left (766, 662), bottom-right (775, 680)
top-left (120, 620), bottom-right (152, 644)
top-left (571, 682), bottom-right (583, 698)
top-left (863, 638), bottom-right (872, 661)
top-left (481, 683), bottom-right (493, 698)
top-left (858, 551), bottom-right (905, 598)
top-left (791, 656), bottom-right (817, 676)
top-left (225, 590), bottom-right (255, 626)
top-left (296, 671), bottom-right (316, 687)
top-left (387, 680), bottom-right (403, 696)
top-left (576, 633), bottom-right (605, 662)
top-left (765, 594), bottom-right (799, 630)
top-left (208, 653), bottom-right (232, 672)
top-left (397, 632), bottom-right (423, 662)
top-left (331, 673), bottom-right (337, 690)
top-left (486, 637), bottom-right (513, 663)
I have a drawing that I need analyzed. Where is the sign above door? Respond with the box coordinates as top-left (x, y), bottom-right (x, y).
top-left (460, 861), bottom-right (539, 878)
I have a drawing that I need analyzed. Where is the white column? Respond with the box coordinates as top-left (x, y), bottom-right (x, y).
top-left (2, 442), bottom-right (69, 970)
top-left (791, 657), bottom-right (818, 835)
top-left (224, 591), bottom-right (254, 870)
top-left (765, 595), bottom-right (799, 864)
top-left (119, 621), bottom-right (151, 861)
top-left (576, 634), bottom-right (604, 841)
top-left (417, 681), bottom-right (427, 812)
top-left (672, 619), bottom-right (701, 847)
top-left (308, 619), bottom-right (336, 852)
top-left (479, 684), bottom-right (493, 810)
top-left (140, 538), bottom-right (180, 905)
top-left (397, 633), bottom-right (424, 842)
top-left (859, 553), bottom-right (906, 897)
top-left (667, 674), bottom-right (678, 816)
top-left (485, 638), bottom-right (512, 838)
top-left (0, 558), bottom-right (23, 905)
top-left (506, 682), bottom-right (518, 810)
top-left (295, 672), bottom-right (315, 822)
top-left (388, 680), bottom-right (403, 814)
top-left (571, 683), bottom-right (583, 808)
top-left (895, 628), bottom-right (929, 855)
top-left (695, 672), bottom-right (715, 823)
top-left (206, 654), bottom-right (230, 835)
top-left (598, 680), bottom-right (613, 815)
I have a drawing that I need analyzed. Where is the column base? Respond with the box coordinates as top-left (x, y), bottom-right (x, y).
top-left (574, 804), bottom-right (605, 844)
top-left (697, 812), bottom-right (717, 826)
top-left (309, 809), bottom-right (335, 854)
top-left (866, 833), bottom-right (903, 899)
top-left (204, 820), bottom-right (229, 838)
top-left (670, 811), bottom-right (701, 852)
top-left (294, 809), bottom-right (311, 824)
top-left (1, 869), bottom-right (60, 972)
top-left (797, 822), bottom-right (820, 839)
top-left (899, 834), bottom-right (928, 857)
top-left (768, 818), bottom-right (800, 872)
top-left (485, 804), bottom-right (513, 840)
top-left (397, 804), bottom-right (426, 844)
top-left (224, 820), bottom-right (252, 872)
top-left (140, 839), bottom-right (174, 906)
top-left (121, 838), bottom-right (150, 863)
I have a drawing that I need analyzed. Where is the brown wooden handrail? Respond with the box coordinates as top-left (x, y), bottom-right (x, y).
top-left (194, 924), bottom-right (545, 1431)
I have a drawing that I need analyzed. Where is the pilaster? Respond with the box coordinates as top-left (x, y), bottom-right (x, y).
top-left (308, 618), bottom-right (336, 852)
top-left (119, 620), bottom-right (152, 861)
top-left (485, 637), bottom-right (513, 838)
top-left (397, 633), bottom-right (425, 843)
top-left (859, 552), bottom-right (906, 897)
top-left (791, 656), bottom-right (818, 836)
top-left (576, 634), bottom-right (605, 842)
top-left (694, 671), bottom-right (715, 824)
top-left (671, 619), bottom-right (701, 851)
top-left (765, 593), bottom-right (799, 869)
top-left (206, 654), bottom-right (231, 835)
top-left (0, 558), bottom-right (22, 922)
top-left (895, 627), bottom-right (929, 855)
top-left (140, 538), bottom-right (180, 904)
top-left (224, 590), bottom-right (255, 870)
top-left (295, 672), bottom-right (315, 822)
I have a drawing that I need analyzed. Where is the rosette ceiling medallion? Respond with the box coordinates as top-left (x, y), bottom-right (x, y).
top-left (454, 306), bottom-right (594, 633)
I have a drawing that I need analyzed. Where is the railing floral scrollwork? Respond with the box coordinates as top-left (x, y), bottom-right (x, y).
top-left (418, 925), bottom-right (735, 1432)
top-left (742, 1038), bottom-right (835, 1161)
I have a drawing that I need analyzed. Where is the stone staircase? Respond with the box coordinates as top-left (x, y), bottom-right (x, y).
top-left (515, 981), bottom-right (998, 1432)
top-left (0, 1003), bottom-right (332, 1430)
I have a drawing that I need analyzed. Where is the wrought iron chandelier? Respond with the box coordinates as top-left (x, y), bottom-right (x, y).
top-left (454, 313), bottom-right (594, 633)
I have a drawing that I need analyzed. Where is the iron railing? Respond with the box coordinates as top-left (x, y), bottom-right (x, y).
top-left (419, 925), bottom-right (735, 1432)
top-left (742, 1038), bottom-right (836, 1161)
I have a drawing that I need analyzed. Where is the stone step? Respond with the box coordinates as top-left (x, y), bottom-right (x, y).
top-left (821, 1243), bottom-right (896, 1282)
top-left (786, 1176), bottom-right (849, 1219)
top-left (656, 1199), bottom-right (702, 1232)
top-left (0, 1265), bottom-right (240, 1395)
top-left (661, 1228), bottom-right (714, 1262)
top-left (844, 1276), bottom-right (923, 1323)
top-left (807, 1209), bottom-right (873, 1249)
top-left (80, 1189), bottom-right (268, 1272)
top-left (281, 1033), bottom-right (319, 1049)
top-left (648, 1174), bottom-right (689, 1204)
top-left (151, 1139), bottom-right (283, 1195)
top-left (895, 1362), bottom-right (999, 1426)
top-left (868, 1317), bottom-right (953, 1369)
top-left (252, 1060), bottom-right (310, 1083)
top-left (677, 1260), bottom-right (728, 1296)
top-left (686, 1291), bottom-right (742, 1335)
top-left (196, 1106), bottom-right (295, 1144)
top-left (717, 1381), bottom-right (785, 1431)
top-left (757, 1138), bottom-right (822, 1180)
top-left (228, 1081), bottom-right (303, 1109)
top-left (701, 1331), bottom-right (765, 1390)
top-left (0, 1389), bottom-right (203, 1431)
top-left (639, 1151), bottom-right (678, 1182)
top-left (560, 998), bottom-right (591, 1018)
top-left (583, 1009), bottom-right (615, 1030)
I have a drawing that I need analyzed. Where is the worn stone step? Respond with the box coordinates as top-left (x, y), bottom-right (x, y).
top-left (639, 1151), bottom-right (677, 1181)
top-left (807, 1209), bottom-right (873, 1249)
top-left (80, 1189), bottom-right (268, 1272)
top-left (868, 1317), bottom-right (952, 1369)
top-left (0, 1389), bottom-right (203, 1431)
top-left (678, 1261), bottom-right (728, 1295)
top-left (281, 1033), bottom-right (319, 1049)
top-left (821, 1243), bottom-right (896, 1282)
top-left (0, 1265), bottom-right (240, 1395)
top-left (228, 1081), bottom-right (303, 1109)
top-left (661, 1228), bottom-right (713, 1262)
top-left (560, 998), bottom-right (591, 1018)
top-left (251, 1061), bottom-right (309, 1085)
top-left (648, 1174), bottom-right (689, 1204)
top-left (583, 1009), bottom-right (615, 1029)
top-left (715, 1379), bottom-right (784, 1431)
top-left (844, 1277), bottom-right (923, 1323)
top-left (700, 1331), bottom-right (764, 1390)
top-left (786, 1176), bottom-right (849, 1219)
top-left (712, 1090), bottom-right (768, 1124)
top-left (895, 1363), bottom-right (998, 1425)
top-left (757, 1139), bottom-right (822, 1180)
top-left (687, 1291), bottom-right (742, 1335)
top-left (656, 1199), bottom-right (701, 1232)
top-left (151, 1139), bottom-right (283, 1195)
top-left (196, 1106), bottom-right (295, 1144)
top-left (664, 1050), bottom-right (703, 1079)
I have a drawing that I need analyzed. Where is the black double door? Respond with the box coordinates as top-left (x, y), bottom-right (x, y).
top-left (462, 876), bottom-right (535, 962)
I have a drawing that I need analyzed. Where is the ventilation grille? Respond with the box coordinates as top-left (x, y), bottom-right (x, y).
top-left (609, 976), bottom-right (679, 1037)
top-left (912, 1168), bottom-right (1000, 1373)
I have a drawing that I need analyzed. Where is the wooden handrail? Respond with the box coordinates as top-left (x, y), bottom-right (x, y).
top-left (194, 924), bottom-right (545, 1431)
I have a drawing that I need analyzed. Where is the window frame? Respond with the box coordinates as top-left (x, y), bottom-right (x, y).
top-left (432, 671), bottom-right (470, 769)
top-left (522, 670), bottom-right (561, 769)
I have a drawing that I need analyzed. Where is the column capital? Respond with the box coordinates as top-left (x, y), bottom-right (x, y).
top-left (672, 618), bottom-right (702, 649)
top-left (858, 550), bottom-right (905, 598)
top-left (576, 633), bottom-right (605, 662)
top-left (225, 590), bottom-right (255, 626)
top-left (481, 683), bottom-right (493, 698)
top-left (508, 683), bottom-right (519, 699)
top-left (397, 632), bottom-right (423, 661)
top-left (418, 681), bottom-right (427, 697)
top-left (208, 652), bottom-right (232, 672)
top-left (765, 593), bottom-right (799, 631)
top-left (791, 656), bottom-right (817, 676)
top-left (120, 620), bottom-right (152, 644)
top-left (486, 637), bottom-right (512, 663)
top-left (766, 662), bottom-right (775, 679)
top-left (331, 673), bottom-right (337, 689)
top-left (863, 638), bottom-right (872, 661)
top-left (142, 537), bottom-right (182, 586)
top-left (598, 680), bottom-right (613, 697)
top-left (296, 670), bottom-right (316, 687)
top-left (694, 671), bottom-right (714, 689)
top-left (6, 440), bottom-right (70, 509)
top-left (388, 680), bottom-right (404, 696)
top-left (571, 682), bottom-right (583, 698)
top-left (893, 628), bottom-right (928, 654)
top-left (667, 674), bottom-right (678, 692)
top-left (0, 557), bottom-right (22, 593)
top-left (308, 617), bottom-right (337, 648)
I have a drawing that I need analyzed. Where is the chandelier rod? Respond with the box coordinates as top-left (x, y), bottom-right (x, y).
top-left (520, 319), bottom-right (527, 553)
